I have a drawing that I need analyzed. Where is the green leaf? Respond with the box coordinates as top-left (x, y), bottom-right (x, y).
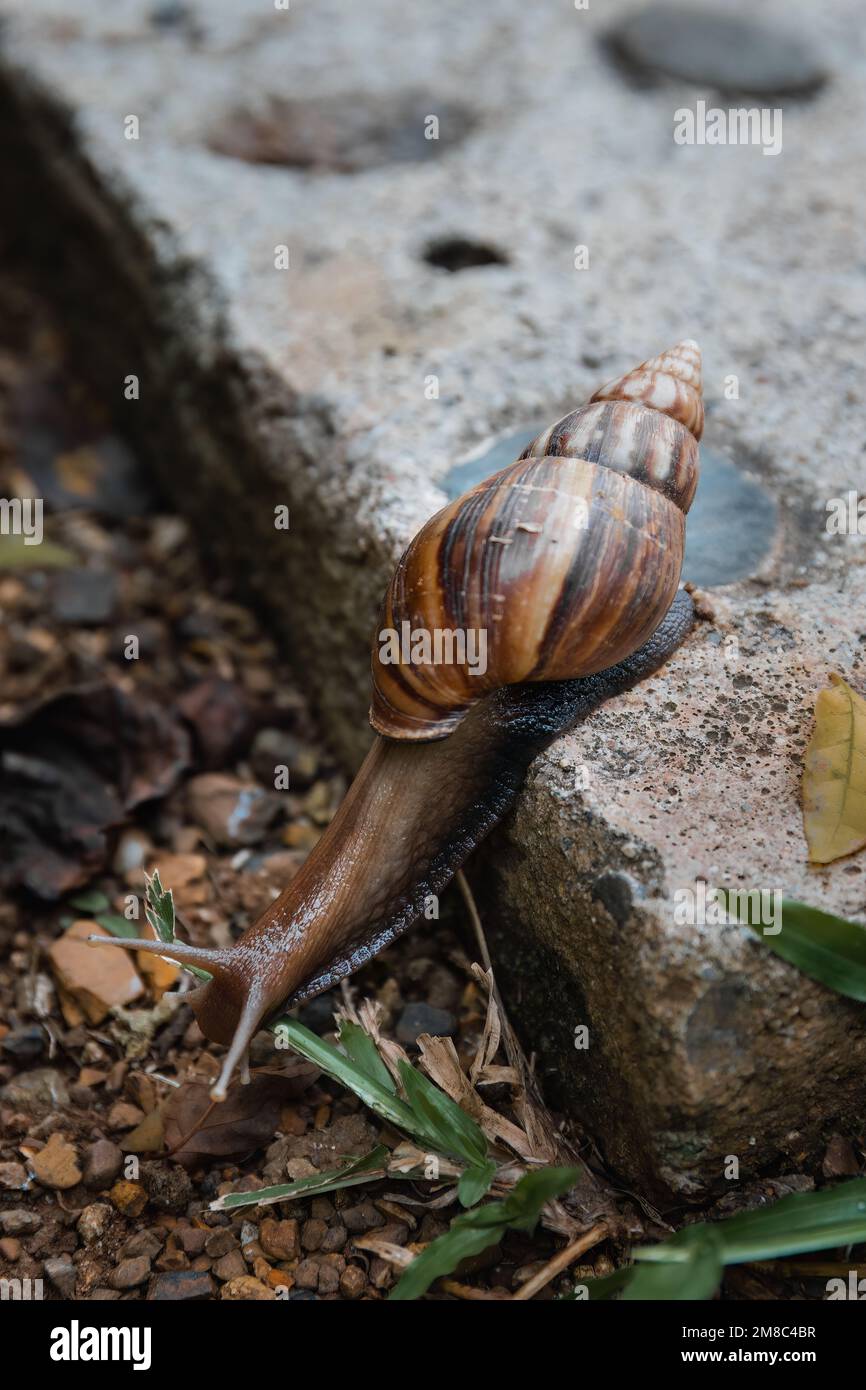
top-left (624, 1228), bottom-right (724, 1301)
top-left (391, 1218), bottom-right (504, 1302)
top-left (397, 1059), bottom-right (488, 1169)
top-left (69, 889), bottom-right (110, 913)
top-left (457, 1161), bottom-right (497, 1208)
top-left (210, 1147), bottom-right (391, 1212)
top-left (144, 870), bottom-right (176, 944)
top-left (0, 532), bottom-right (76, 570)
top-left (599, 1178), bottom-right (866, 1302)
top-left (95, 914), bottom-right (140, 940)
top-left (501, 1166), bottom-right (584, 1231)
top-left (734, 896), bottom-right (866, 1004)
top-left (558, 1267), bottom-right (635, 1300)
top-left (712, 1177), bottom-right (866, 1262)
top-left (268, 1017), bottom-right (438, 1144)
top-left (389, 1166), bottom-right (581, 1301)
top-left (337, 1020), bottom-right (396, 1094)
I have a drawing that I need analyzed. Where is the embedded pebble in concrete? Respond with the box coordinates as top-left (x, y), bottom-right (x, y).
top-left (607, 4), bottom-right (829, 97)
top-left (683, 448), bottom-right (778, 587)
top-left (442, 433), bottom-right (778, 587)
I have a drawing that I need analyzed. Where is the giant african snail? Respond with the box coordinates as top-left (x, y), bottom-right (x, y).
top-left (98, 340), bottom-right (703, 1099)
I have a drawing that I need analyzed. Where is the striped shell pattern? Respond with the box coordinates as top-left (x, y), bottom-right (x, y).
top-left (370, 341), bottom-right (703, 741)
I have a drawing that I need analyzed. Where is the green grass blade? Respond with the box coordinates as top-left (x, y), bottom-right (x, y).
top-left (210, 1147), bottom-right (391, 1212)
top-left (501, 1166), bottom-right (584, 1231)
top-left (397, 1060), bottom-right (489, 1169)
top-left (624, 1231), bottom-right (723, 1301)
top-left (390, 1165), bottom-right (582, 1300)
top-left (389, 1211), bottom-right (508, 1301)
top-left (725, 893), bottom-right (866, 1002)
top-left (337, 1019), bottom-right (397, 1094)
top-left (269, 1018), bottom-right (427, 1136)
top-left (457, 1161), bottom-right (497, 1208)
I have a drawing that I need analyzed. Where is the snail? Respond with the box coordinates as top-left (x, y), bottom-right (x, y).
top-left (97, 340), bottom-right (702, 1100)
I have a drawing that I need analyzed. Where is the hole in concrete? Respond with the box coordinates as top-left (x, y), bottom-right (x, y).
top-left (439, 426), bottom-right (778, 588)
top-left (422, 238), bottom-right (508, 272)
top-left (207, 93), bottom-right (476, 173)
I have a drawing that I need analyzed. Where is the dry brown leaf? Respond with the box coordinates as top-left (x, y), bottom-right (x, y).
top-left (416, 1033), bottom-right (533, 1160)
top-left (803, 673), bottom-right (866, 864)
top-left (122, 1106), bottom-right (165, 1153)
top-left (163, 1061), bottom-right (318, 1165)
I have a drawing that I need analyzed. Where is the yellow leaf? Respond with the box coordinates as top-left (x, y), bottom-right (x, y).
top-left (802, 674), bottom-right (866, 864)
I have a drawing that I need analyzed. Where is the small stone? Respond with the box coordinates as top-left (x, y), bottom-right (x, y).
top-left (204, 1228), bottom-right (237, 1257)
top-left (78, 1203), bottom-right (113, 1245)
top-left (320, 1225), bottom-right (347, 1254)
top-left (30, 1132), bottom-right (82, 1190)
top-left (140, 1160), bottom-right (193, 1212)
top-left (608, 5), bottom-right (827, 98)
top-left (294, 1258), bottom-right (320, 1291)
top-left (178, 1227), bottom-right (207, 1256)
top-left (339, 1265), bottom-right (367, 1299)
top-left (121, 1228), bottom-right (164, 1260)
top-left (301, 1217), bottom-right (327, 1252)
top-left (44, 1255), bottom-right (77, 1298)
top-left (341, 1200), bottom-right (385, 1234)
top-left (109, 1179), bottom-right (148, 1217)
top-left (396, 1003), bottom-right (456, 1045)
top-left (2, 1024), bottom-right (46, 1062)
top-left (282, 822), bottom-right (321, 852)
top-left (0, 1237), bottom-right (21, 1260)
top-left (112, 828), bottom-right (153, 877)
top-left (107, 1100), bottom-right (145, 1131)
top-left (186, 774), bottom-right (279, 847)
top-left (49, 922), bottom-right (144, 1024)
top-left (0, 1209), bottom-right (40, 1235)
top-left (0, 1067), bottom-right (69, 1110)
top-left (213, 1249), bottom-right (247, 1281)
top-left (250, 728), bottom-right (319, 788)
top-left (109, 1256), bottom-right (151, 1290)
top-left (155, 1246), bottom-right (190, 1273)
top-left (220, 1275), bottom-right (275, 1301)
top-left (52, 568), bottom-right (117, 625)
top-left (259, 1217), bottom-right (299, 1261)
top-left (149, 1270), bottom-right (215, 1301)
top-left (822, 1134), bottom-right (860, 1178)
top-left (0, 1160), bottom-right (27, 1190)
top-left (82, 1139), bottom-right (123, 1190)
top-left (239, 1221), bottom-right (258, 1247)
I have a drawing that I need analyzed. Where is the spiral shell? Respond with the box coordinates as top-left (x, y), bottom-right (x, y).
top-left (370, 340), bottom-right (702, 741)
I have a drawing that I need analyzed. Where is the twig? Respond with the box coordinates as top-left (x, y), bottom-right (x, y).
top-left (440, 1280), bottom-right (511, 1301)
top-left (510, 1223), bottom-right (609, 1301)
top-left (456, 868), bottom-right (494, 975)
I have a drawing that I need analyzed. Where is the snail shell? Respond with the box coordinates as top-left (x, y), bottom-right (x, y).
top-left (370, 340), bottom-right (702, 741)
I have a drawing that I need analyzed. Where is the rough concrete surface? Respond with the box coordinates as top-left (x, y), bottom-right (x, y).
top-left (1, 0), bottom-right (865, 1197)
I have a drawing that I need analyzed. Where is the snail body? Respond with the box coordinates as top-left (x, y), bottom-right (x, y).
top-left (99, 341), bottom-right (703, 1099)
